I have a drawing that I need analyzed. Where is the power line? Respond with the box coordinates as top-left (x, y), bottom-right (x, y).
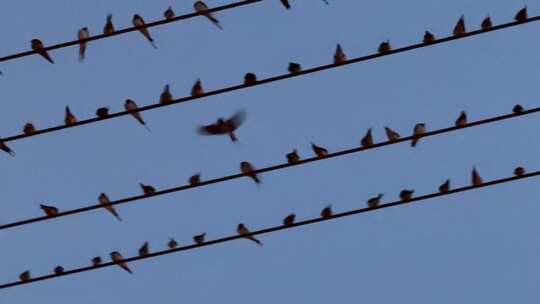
top-left (0, 106), bottom-right (536, 231)
top-left (3, 16), bottom-right (539, 144)
top-left (1, 169), bottom-right (536, 289)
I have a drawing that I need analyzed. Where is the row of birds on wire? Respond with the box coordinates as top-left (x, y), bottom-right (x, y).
top-left (16, 164), bottom-right (529, 281)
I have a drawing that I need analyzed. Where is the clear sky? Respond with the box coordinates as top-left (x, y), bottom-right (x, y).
top-left (1, 0), bottom-right (539, 303)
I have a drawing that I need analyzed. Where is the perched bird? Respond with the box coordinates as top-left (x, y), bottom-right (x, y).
top-left (514, 166), bottom-right (525, 176)
top-left (159, 84), bottom-right (173, 104)
top-left (31, 39), bottom-right (54, 64)
top-left (481, 16), bottom-right (493, 30)
top-left (311, 142), bottom-right (328, 157)
top-left (423, 31), bottom-right (435, 43)
top-left (191, 79), bottom-right (204, 96)
top-left (515, 6), bottom-right (528, 22)
top-left (244, 72), bottom-right (257, 85)
top-left (189, 174), bottom-right (201, 185)
top-left (411, 123), bottom-right (426, 147)
top-left (40, 204), bottom-right (59, 217)
top-left (132, 14), bottom-right (157, 49)
top-left (378, 40), bottom-right (391, 54)
top-left (334, 44), bottom-right (346, 64)
top-left (280, 0), bottom-right (291, 10)
top-left (138, 242), bottom-right (149, 257)
top-left (139, 183), bottom-right (156, 195)
top-left (98, 193), bottom-right (122, 222)
top-left (286, 150), bottom-right (300, 164)
top-left (0, 139), bottom-right (15, 156)
top-left (237, 223), bottom-right (263, 246)
top-left (168, 238), bottom-right (178, 249)
top-left (320, 205), bottom-right (333, 218)
top-left (471, 167), bottom-right (483, 186)
top-left (164, 6), bottom-right (175, 19)
top-left (399, 189), bottom-right (414, 201)
top-left (23, 123), bottom-right (36, 135)
top-left (439, 179), bottom-right (451, 193)
top-left (453, 15), bottom-right (466, 36)
top-left (283, 213), bottom-right (295, 226)
top-left (19, 271), bottom-right (31, 282)
top-left (125, 99), bottom-right (150, 131)
top-left (360, 128), bottom-right (373, 148)
top-left (240, 161), bottom-right (261, 185)
top-left (194, 1), bottom-right (223, 30)
top-left (96, 107), bottom-right (109, 118)
top-left (54, 266), bottom-right (64, 274)
top-left (64, 106), bottom-right (77, 125)
top-left (513, 104), bottom-right (524, 113)
top-left (193, 233), bottom-right (206, 245)
top-left (92, 256), bottom-right (102, 266)
top-left (288, 62), bottom-right (302, 73)
top-left (455, 111), bottom-right (467, 127)
top-left (110, 251), bottom-right (133, 274)
top-left (77, 27), bottom-right (90, 62)
top-left (367, 194), bottom-right (383, 208)
top-left (384, 126), bottom-right (400, 142)
top-left (198, 110), bottom-right (246, 142)
top-left (103, 14), bottom-right (115, 35)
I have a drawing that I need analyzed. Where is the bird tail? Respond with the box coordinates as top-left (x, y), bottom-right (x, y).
top-left (109, 208), bottom-right (122, 222)
top-left (411, 137), bottom-right (418, 147)
top-left (43, 52), bottom-right (55, 64)
top-left (78, 46), bottom-right (86, 63)
top-left (149, 40), bottom-right (158, 49)
top-left (210, 17), bottom-right (223, 30)
top-left (122, 265), bottom-right (133, 274)
top-left (254, 238), bottom-right (263, 246)
top-left (252, 175), bottom-right (261, 185)
top-left (143, 123), bottom-right (151, 132)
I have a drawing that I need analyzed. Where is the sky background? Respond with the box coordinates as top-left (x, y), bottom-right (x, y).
top-left (0, 0), bottom-right (539, 302)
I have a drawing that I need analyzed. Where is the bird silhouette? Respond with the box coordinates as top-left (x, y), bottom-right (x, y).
top-left (423, 31), bottom-right (435, 43)
top-left (513, 104), bottom-right (524, 114)
top-left (191, 79), bottom-right (204, 96)
top-left (453, 15), bottom-right (466, 36)
top-left (98, 193), bottom-right (122, 222)
top-left (481, 16), bottom-right (492, 30)
top-left (244, 73), bottom-right (257, 85)
top-left (237, 223), bottom-right (263, 246)
top-left (77, 27), bottom-right (90, 62)
top-left (138, 242), bottom-right (150, 256)
top-left (110, 251), bottom-right (133, 274)
top-left (240, 161), bottom-right (261, 185)
top-left (125, 99), bottom-right (150, 131)
top-left (40, 204), bottom-right (59, 217)
top-left (515, 6), bottom-right (528, 22)
top-left (132, 14), bottom-right (157, 48)
top-left (311, 142), bottom-right (328, 157)
top-left (471, 167), bottom-right (483, 186)
top-left (198, 110), bottom-right (246, 142)
top-left (334, 44), bottom-right (346, 64)
top-left (361, 128), bottom-right (374, 147)
top-left (92, 256), bottom-right (102, 266)
top-left (378, 40), bottom-right (391, 54)
top-left (23, 123), bottom-right (36, 135)
top-left (19, 271), bottom-right (31, 282)
top-left (455, 111), bottom-right (467, 127)
top-left (168, 238), bottom-right (178, 249)
top-left (160, 84), bottom-right (173, 104)
top-left (96, 107), bottom-right (109, 118)
top-left (64, 106), bottom-right (77, 125)
top-left (411, 123), bottom-right (426, 147)
top-left (31, 39), bottom-right (54, 64)
top-left (286, 150), bottom-right (300, 164)
top-left (439, 179), bottom-right (450, 193)
top-left (283, 213), bottom-right (296, 226)
top-left (384, 126), bottom-right (400, 142)
top-left (288, 62), bottom-right (302, 73)
top-left (164, 6), bottom-right (175, 19)
top-left (139, 183), bottom-right (156, 195)
top-left (514, 167), bottom-right (525, 176)
top-left (321, 205), bottom-right (333, 218)
top-left (194, 1), bottom-right (223, 29)
top-left (189, 174), bottom-right (201, 185)
top-left (193, 233), bottom-right (206, 245)
top-left (367, 194), bottom-right (383, 208)
top-left (400, 189), bottom-right (414, 201)
top-left (103, 14), bottom-right (115, 35)
top-left (54, 266), bottom-right (64, 275)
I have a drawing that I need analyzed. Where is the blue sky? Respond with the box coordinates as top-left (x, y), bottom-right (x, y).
top-left (1, 0), bottom-right (539, 302)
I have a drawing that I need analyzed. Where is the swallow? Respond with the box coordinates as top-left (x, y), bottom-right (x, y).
top-left (472, 167), bottom-right (483, 186)
top-left (378, 40), bottom-right (391, 54)
top-left (411, 123), bottom-right (426, 147)
top-left (23, 123), bottom-right (36, 135)
top-left (367, 193), bottom-right (383, 208)
top-left (96, 107), bottom-right (109, 118)
top-left (0, 139), bottom-right (15, 156)
top-left (132, 14), bottom-right (157, 49)
top-left (103, 14), bottom-right (115, 35)
top-left (439, 179), bottom-right (450, 193)
top-left (54, 266), bottom-right (64, 274)
top-left (361, 128), bottom-right (373, 148)
top-left (92, 256), bottom-right (102, 266)
top-left (193, 233), bottom-right (206, 245)
top-left (191, 79), bottom-right (204, 96)
top-left (77, 27), bottom-right (90, 62)
top-left (423, 30), bottom-right (435, 44)
top-left (138, 242), bottom-right (149, 256)
top-left (194, 1), bottom-right (223, 30)
top-left (244, 72), bottom-right (257, 85)
top-left (312, 142), bottom-right (328, 157)
top-left (288, 62), bottom-right (302, 73)
top-left (515, 6), bottom-right (528, 22)
top-left (98, 193), bottom-right (122, 222)
top-left (139, 183), bottom-right (156, 195)
top-left (31, 39), bottom-right (54, 64)
top-left (110, 251), bottom-right (133, 274)
top-left (168, 238), bottom-right (178, 249)
top-left (198, 110), bottom-right (246, 142)
top-left (237, 223), bottom-right (263, 246)
top-left (334, 44), bottom-right (346, 64)
top-left (240, 161), bottom-right (261, 185)
top-left (40, 204), bottom-right (59, 217)
top-left (160, 84), bottom-right (173, 104)
top-left (514, 166), bottom-right (525, 176)
top-left (321, 204), bottom-right (333, 218)
top-left (189, 174), bottom-right (201, 185)
top-left (455, 111), bottom-right (467, 127)
top-left (453, 15), bottom-right (466, 37)
top-left (280, 0), bottom-right (291, 10)
top-left (513, 104), bottom-right (524, 114)
top-left (399, 189), bottom-right (414, 201)
top-left (283, 213), bottom-right (295, 226)
top-left (286, 149), bottom-right (300, 164)
top-left (164, 6), bottom-right (175, 19)
top-left (384, 126), bottom-right (400, 142)
top-left (19, 271), bottom-right (31, 282)
top-left (125, 99), bottom-right (150, 131)
top-left (64, 106), bottom-right (77, 125)
top-left (481, 16), bottom-right (492, 30)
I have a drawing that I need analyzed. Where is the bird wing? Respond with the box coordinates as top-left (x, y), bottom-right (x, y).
top-left (198, 123), bottom-right (222, 135)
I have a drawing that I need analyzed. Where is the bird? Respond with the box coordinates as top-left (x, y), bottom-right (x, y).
top-left (515, 6), bottom-right (528, 22)
top-left (311, 142), bottom-right (328, 157)
top-left (288, 62), bottom-right (302, 73)
top-left (40, 204), bottom-right (59, 217)
top-left (423, 31), bottom-right (435, 43)
top-left (194, 1), bottom-right (223, 30)
top-left (453, 15), bottom-right (466, 36)
top-left (283, 213), bottom-right (296, 226)
top-left (23, 123), bottom-right (36, 135)
top-left (320, 205), bottom-right (333, 218)
top-left (237, 223), bottom-right (263, 246)
top-left (334, 44), bottom-right (346, 64)
top-left (481, 16), bottom-right (492, 30)
top-left (0, 139), bottom-right (15, 156)
top-left (110, 251), bottom-right (133, 274)
top-left (159, 84), bottom-right (173, 104)
top-left (439, 179), bottom-right (451, 193)
top-left (411, 123), bottom-right (426, 147)
top-left (384, 126), bottom-right (400, 142)
top-left (98, 193), bottom-right (122, 222)
top-left (378, 40), bottom-right (391, 54)
top-left (77, 27), bottom-right (90, 62)
top-left (139, 183), bottom-right (156, 195)
top-left (455, 111), bottom-right (467, 127)
top-left (31, 39), bottom-right (54, 64)
top-left (92, 256), bottom-right (102, 266)
top-left (191, 79), bottom-right (204, 96)
top-left (125, 99), bottom-right (150, 131)
top-left (513, 104), bottom-right (524, 114)
top-left (138, 242), bottom-right (149, 257)
top-left (193, 233), bottom-right (206, 245)
top-left (189, 174), bottom-right (201, 185)
top-left (164, 6), bottom-right (175, 19)
top-left (64, 106), bottom-right (77, 125)
top-left (472, 167), bottom-right (483, 186)
top-left (360, 128), bottom-right (374, 148)
top-left (240, 161), bottom-right (261, 185)
top-left (54, 266), bottom-right (64, 274)
top-left (244, 72), bottom-right (257, 85)
top-left (400, 189), bottom-right (414, 201)
top-left (168, 238), bottom-right (178, 249)
top-left (132, 14), bottom-right (157, 49)
top-left (19, 271), bottom-right (31, 282)
top-left (103, 14), bottom-right (115, 35)
top-left (367, 194), bottom-right (383, 208)
top-left (280, 0), bottom-right (291, 10)
top-left (198, 110), bottom-right (246, 142)
top-left (514, 167), bottom-right (525, 176)
top-left (96, 107), bottom-right (109, 118)
top-left (286, 150), bottom-right (300, 164)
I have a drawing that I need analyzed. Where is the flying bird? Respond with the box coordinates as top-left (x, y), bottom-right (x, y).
top-left (125, 99), bottom-right (150, 131)
top-left (423, 31), bottom-right (435, 43)
top-left (240, 161), bottom-right (261, 185)
top-left (168, 238), bottom-right (178, 249)
top-left (164, 6), bottom-right (175, 19)
top-left (244, 72), bottom-right (257, 85)
top-left (194, 1), bottom-right (223, 30)
top-left (399, 189), bottom-right (414, 201)
top-left (138, 242), bottom-right (149, 256)
top-left (132, 14), bottom-right (157, 49)
top-left (19, 271), bottom-right (31, 282)
top-left (514, 166), bottom-right (525, 176)
top-left (471, 167), bottom-right (483, 186)
top-left (98, 193), bottom-right (122, 222)
top-left (198, 110), bottom-right (246, 142)
top-left (92, 256), bottom-right (102, 266)
top-left (54, 266), bottom-right (64, 274)
top-left (191, 79), bottom-right (204, 96)
top-left (139, 183), bottom-right (156, 195)
top-left (320, 205), bottom-right (333, 218)
top-left (384, 126), bottom-right (400, 142)
top-left (455, 111), bottom-right (467, 127)
top-left (361, 128), bottom-right (373, 148)
top-left (189, 174), bottom-right (201, 185)
top-left (311, 142), bottom-right (328, 157)
top-left (288, 62), bottom-right (302, 73)
top-left (77, 27), bottom-right (90, 62)
top-left (96, 107), bottom-right (109, 118)
top-left (453, 15), bottom-right (466, 36)
top-left (160, 84), bottom-right (173, 104)
top-left (334, 44), bottom-right (346, 64)
top-left (481, 16), bottom-right (492, 30)
top-left (286, 150), bottom-right (300, 164)
top-left (283, 213), bottom-right (295, 226)
top-left (31, 39), bottom-right (54, 64)
top-left (513, 104), bottom-right (524, 114)
top-left (110, 251), bottom-right (133, 274)
top-left (237, 223), bottom-right (263, 246)
top-left (193, 233), bottom-right (206, 245)
top-left (64, 106), bottom-right (77, 125)
top-left (280, 0), bottom-right (291, 10)
top-left (23, 123), bottom-right (36, 135)
top-left (378, 40), bottom-right (391, 54)
top-left (0, 139), bottom-right (15, 156)
top-left (367, 194), bottom-right (383, 208)
top-left (411, 123), bottom-right (426, 147)
top-left (103, 14), bottom-right (115, 35)
top-left (40, 204), bottom-right (59, 217)
top-left (515, 6), bottom-right (528, 22)
top-left (439, 179), bottom-right (450, 193)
